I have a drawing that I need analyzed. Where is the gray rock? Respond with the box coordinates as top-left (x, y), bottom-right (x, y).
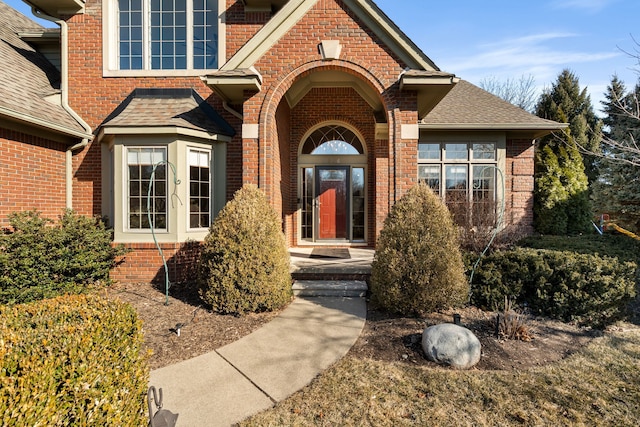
top-left (421, 323), bottom-right (481, 369)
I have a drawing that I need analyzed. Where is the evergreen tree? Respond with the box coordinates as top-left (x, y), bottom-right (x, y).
top-left (534, 70), bottom-right (594, 234)
top-left (592, 77), bottom-right (640, 232)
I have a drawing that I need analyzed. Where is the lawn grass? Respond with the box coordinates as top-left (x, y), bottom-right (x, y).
top-left (240, 323), bottom-right (640, 426)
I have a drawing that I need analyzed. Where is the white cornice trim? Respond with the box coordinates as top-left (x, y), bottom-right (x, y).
top-left (0, 106), bottom-right (91, 140)
top-left (99, 126), bottom-right (233, 142)
top-left (344, 0), bottom-right (437, 70)
top-left (222, 0), bottom-right (440, 72)
top-left (222, 0), bottom-right (317, 70)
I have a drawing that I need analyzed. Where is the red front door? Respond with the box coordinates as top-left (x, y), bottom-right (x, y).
top-left (317, 168), bottom-right (348, 239)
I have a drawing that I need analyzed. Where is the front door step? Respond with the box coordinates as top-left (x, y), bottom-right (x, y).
top-left (292, 280), bottom-right (368, 298)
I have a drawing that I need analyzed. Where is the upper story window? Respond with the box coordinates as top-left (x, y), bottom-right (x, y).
top-left (106, 0), bottom-right (223, 75)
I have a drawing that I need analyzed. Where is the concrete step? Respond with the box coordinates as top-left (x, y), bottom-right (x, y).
top-left (292, 280), bottom-right (368, 298)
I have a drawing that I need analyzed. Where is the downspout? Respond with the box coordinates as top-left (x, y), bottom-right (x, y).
top-left (29, 5), bottom-right (93, 210)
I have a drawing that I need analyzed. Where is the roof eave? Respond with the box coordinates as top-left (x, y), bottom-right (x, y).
top-left (242, 0), bottom-right (289, 12)
top-left (0, 106), bottom-right (92, 141)
top-left (24, 0), bottom-right (85, 18)
top-left (419, 123), bottom-right (569, 139)
top-left (98, 126), bottom-right (233, 143)
top-left (201, 73), bottom-right (263, 104)
top-left (400, 73), bottom-right (460, 118)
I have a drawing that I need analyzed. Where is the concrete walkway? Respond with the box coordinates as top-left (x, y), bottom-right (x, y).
top-left (149, 296), bottom-right (367, 426)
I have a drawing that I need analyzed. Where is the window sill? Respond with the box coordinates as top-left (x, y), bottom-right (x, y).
top-left (103, 69), bottom-right (218, 78)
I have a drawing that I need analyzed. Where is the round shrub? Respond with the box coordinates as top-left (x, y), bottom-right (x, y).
top-left (370, 183), bottom-right (469, 315)
top-left (197, 184), bottom-right (292, 315)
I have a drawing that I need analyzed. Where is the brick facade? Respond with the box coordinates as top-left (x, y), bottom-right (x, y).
top-left (505, 139), bottom-right (535, 232)
top-left (0, 129), bottom-right (68, 227)
top-left (1, 0), bottom-right (546, 283)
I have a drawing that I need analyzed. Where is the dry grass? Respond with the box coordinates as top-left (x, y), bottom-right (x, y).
top-left (239, 323), bottom-right (640, 426)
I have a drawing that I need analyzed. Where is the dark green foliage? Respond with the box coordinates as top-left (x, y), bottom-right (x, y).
top-left (0, 210), bottom-right (127, 304)
top-left (592, 77), bottom-right (640, 233)
top-left (370, 184), bottom-right (468, 315)
top-left (519, 233), bottom-right (640, 264)
top-left (468, 247), bottom-right (636, 326)
top-left (197, 184), bottom-right (292, 315)
top-left (0, 294), bottom-right (149, 426)
top-left (534, 69), bottom-right (601, 235)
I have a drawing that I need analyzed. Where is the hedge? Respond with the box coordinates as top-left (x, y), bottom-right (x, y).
top-left (0, 294), bottom-right (149, 426)
top-left (0, 210), bottom-right (127, 305)
top-left (468, 247), bottom-right (637, 326)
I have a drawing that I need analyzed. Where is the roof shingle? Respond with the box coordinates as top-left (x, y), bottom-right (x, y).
top-left (0, 1), bottom-right (86, 136)
top-left (423, 80), bottom-right (563, 130)
top-left (102, 88), bottom-right (234, 137)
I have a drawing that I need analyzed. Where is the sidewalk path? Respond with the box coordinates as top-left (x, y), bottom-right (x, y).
top-left (149, 296), bottom-right (367, 426)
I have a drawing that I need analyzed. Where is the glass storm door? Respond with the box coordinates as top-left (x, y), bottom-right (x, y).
top-left (316, 167), bottom-right (349, 239)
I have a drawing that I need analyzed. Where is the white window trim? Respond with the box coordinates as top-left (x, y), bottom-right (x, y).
top-left (103, 0), bottom-right (227, 77)
top-left (418, 134), bottom-right (506, 205)
top-left (186, 146), bottom-right (213, 231)
top-left (107, 135), bottom-right (225, 244)
top-left (124, 145), bottom-right (170, 233)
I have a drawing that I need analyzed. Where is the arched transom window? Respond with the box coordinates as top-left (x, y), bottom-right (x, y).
top-left (301, 125), bottom-right (364, 155)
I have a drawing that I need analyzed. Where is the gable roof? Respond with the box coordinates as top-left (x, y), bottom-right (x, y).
top-left (0, 1), bottom-right (88, 139)
top-left (221, 0), bottom-right (439, 71)
top-left (422, 80), bottom-right (566, 137)
top-left (100, 88), bottom-right (235, 141)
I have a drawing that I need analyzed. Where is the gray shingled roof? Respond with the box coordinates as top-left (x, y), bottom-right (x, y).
top-left (0, 1), bottom-right (86, 136)
top-left (102, 88), bottom-right (235, 137)
top-left (422, 80), bottom-right (564, 131)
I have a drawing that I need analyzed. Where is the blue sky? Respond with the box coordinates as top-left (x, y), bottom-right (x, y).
top-left (375, 0), bottom-right (640, 113)
top-left (6, 0), bottom-right (640, 113)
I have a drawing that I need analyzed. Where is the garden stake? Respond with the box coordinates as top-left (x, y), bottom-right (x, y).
top-left (147, 161), bottom-right (182, 306)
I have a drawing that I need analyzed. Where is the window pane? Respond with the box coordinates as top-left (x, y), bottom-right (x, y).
top-left (188, 150), bottom-right (211, 228)
top-left (193, 0), bottom-right (218, 69)
top-left (127, 147), bottom-right (167, 230)
top-left (445, 165), bottom-right (467, 225)
top-left (472, 165), bottom-right (496, 226)
top-left (301, 168), bottom-right (314, 240)
top-left (418, 143), bottom-right (440, 160)
top-left (311, 140), bottom-right (360, 155)
top-left (445, 143), bottom-right (467, 160)
top-left (352, 168), bottom-right (365, 241)
top-left (418, 165), bottom-right (440, 194)
top-left (473, 143), bottom-right (496, 160)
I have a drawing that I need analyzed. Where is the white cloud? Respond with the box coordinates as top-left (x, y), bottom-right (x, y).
top-left (550, 0), bottom-right (616, 14)
top-left (441, 32), bottom-right (620, 84)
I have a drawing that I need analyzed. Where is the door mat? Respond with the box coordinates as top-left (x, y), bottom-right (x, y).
top-left (309, 248), bottom-right (351, 259)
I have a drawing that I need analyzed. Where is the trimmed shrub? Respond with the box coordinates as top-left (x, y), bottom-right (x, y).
top-left (469, 247), bottom-right (637, 326)
top-left (370, 184), bottom-right (468, 316)
top-left (0, 294), bottom-right (149, 426)
top-left (197, 184), bottom-right (292, 315)
top-left (0, 210), bottom-right (127, 304)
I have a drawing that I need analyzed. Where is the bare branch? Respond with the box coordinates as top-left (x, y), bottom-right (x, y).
top-left (479, 74), bottom-right (537, 112)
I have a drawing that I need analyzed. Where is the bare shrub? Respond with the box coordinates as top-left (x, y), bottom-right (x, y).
top-left (495, 297), bottom-right (532, 341)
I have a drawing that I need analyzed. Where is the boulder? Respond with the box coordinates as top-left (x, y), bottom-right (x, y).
top-left (421, 323), bottom-right (481, 369)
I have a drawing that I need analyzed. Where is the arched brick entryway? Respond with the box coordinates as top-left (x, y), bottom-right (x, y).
top-left (253, 60), bottom-right (396, 246)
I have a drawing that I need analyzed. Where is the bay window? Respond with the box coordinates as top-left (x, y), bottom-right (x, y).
top-left (127, 147), bottom-right (167, 230)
